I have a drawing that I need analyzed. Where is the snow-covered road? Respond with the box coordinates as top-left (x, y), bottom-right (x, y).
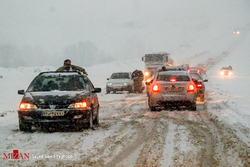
top-left (1, 30), bottom-right (250, 167)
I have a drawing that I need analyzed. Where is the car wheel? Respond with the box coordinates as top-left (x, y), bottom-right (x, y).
top-left (189, 102), bottom-right (196, 111)
top-left (148, 98), bottom-right (156, 111)
top-left (19, 120), bottom-right (32, 132)
top-left (88, 111), bottom-right (93, 129)
top-left (93, 107), bottom-right (99, 126)
top-left (106, 90), bottom-right (110, 94)
top-left (150, 106), bottom-right (156, 111)
top-left (113, 90), bottom-right (116, 94)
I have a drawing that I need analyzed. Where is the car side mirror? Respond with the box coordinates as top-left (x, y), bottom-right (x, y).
top-left (107, 78), bottom-right (109, 80)
top-left (18, 90), bottom-right (25, 95)
top-left (203, 79), bottom-right (208, 82)
top-left (92, 88), bottom-right (102, 93)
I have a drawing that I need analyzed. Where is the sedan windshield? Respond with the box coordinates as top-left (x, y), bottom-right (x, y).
top-left (156, 75), bottom-right (190, 81)
top-left (110, 73), bottom-right (130, 79)
top-left (27, 74), bottom-right (87, 92)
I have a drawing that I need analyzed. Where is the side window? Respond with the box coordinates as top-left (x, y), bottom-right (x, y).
top-left (83, 77), bottom-right (94, 91)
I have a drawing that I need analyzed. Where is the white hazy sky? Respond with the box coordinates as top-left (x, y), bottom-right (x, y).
top-left (0, 0), bottom-right (250, 60)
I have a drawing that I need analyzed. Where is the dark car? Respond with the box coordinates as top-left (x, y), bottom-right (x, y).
top-left (146, 71), bottom-right (197, 111)
top-left (207, 58), bottom-right (215, 64)
top-left (189, 72), bottom-right (208, 102)
top-left (18, 71), bottom-right (101, 132)
top-left (188, 67), bottom-right (202, 75)
top-left (197, 64), bottom-right (206, 75)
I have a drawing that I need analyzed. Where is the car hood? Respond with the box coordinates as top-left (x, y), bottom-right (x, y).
top-left (21, 91), bottom-right (88, 106)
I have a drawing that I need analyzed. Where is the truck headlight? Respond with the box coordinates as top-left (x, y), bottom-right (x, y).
top-left (107, 82), bottom-right (112, 86)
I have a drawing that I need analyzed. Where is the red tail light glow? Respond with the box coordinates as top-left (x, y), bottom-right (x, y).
top-left (197, 69), bottom-right (200, 73)
top-left (152, 85), bottom-right (160, 92)
top-left (187, 69), bottom-right (190, 73)
top-left (170, 78), bottom-right (176, 82)
top-left (196, 83), bottom-right (202, 88)
top-left (187, 84), bottom-right (195, 92)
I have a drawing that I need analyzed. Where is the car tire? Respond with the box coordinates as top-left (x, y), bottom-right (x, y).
top-left (189, 102), bottom-right (197, 111)
top-left (106, 90), bottom-right (110, 94)
top-left (19, 120), bottom-right (32, 132)
top-left (150, 106), bottom-right (156, 111)
top-left (113, 90), bottom-right (116, 94)
top-left (148, 98), bottom-right (156, 111)
top-left (93, 107), bottom-right (99, 126)
top-left (88, 111), bottom-right (93, 129)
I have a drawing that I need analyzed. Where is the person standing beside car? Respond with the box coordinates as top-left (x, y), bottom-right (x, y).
top-left (56, 59), bottom-right (88, 75)
top-left (132, 69), bottom-right (144, 93)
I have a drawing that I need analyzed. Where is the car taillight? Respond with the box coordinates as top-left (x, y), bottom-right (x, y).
top-left (196, 83), bottom-right (202, 88)
top-left (187, 69), bottom-right (190, 73)
top-left (152, 84), bottom-right (160, 92)
top-left (187, 84), bottom-right (195, 92)
top-left (170, 78), bottom-right (176, 82)
top-left (203, 68), bottom-right (206, 71)
top-left (68, 101), bottom-right (88, 109)
top-left (197, 69), bottom-right (200, 73)
top-left (19, 103), bottom-right (37, 110)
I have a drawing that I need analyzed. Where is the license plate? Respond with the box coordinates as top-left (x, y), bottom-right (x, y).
top-left (42, 111), bottom-right (64, 116)
top-left (167, 87), bottom-right (183, 92)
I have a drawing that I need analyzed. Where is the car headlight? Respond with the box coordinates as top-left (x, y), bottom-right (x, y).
top-left (107, 82), bottom-right (112, 86)
top-left (144, 71), bottom-right (150, 76)
top-left (220, 71), bottom-right (224, 75)
top-left (68, 101), bottom-right (88, 109)
top-left (123, 82), bottom-right (130, 86)
top-left (19, 103), bottom-right (37, 110)
top-left (229, 71), bottom-right (232, 76)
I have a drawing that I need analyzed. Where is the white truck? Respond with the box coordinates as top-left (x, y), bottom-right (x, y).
top-left (142, 52), bottom-right (173, 81)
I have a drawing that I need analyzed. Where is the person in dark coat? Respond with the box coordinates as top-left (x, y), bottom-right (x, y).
top-left (56, 59), bottom-right (88, 75)
top-left (132, 69), bottom-right (144, 93)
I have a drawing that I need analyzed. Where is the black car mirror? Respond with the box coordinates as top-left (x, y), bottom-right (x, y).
top-left (203, 79), bottom-right (208, 82)
top-left (18, 90), bottom-right (25, 95)
top-left (92, 88), bottom-right (102, 93)
top-left (107, 78), bottom-right (109, 80)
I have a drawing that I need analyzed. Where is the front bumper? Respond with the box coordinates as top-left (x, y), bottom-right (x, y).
top-left (106, 85), bottom-right (132, 91)
top-left (18, 109), bottom-right (91, 125)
